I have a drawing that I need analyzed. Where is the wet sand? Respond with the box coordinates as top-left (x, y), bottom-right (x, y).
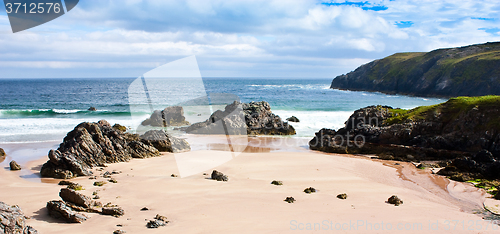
top-left (0, 138), bottom-right (499, 233)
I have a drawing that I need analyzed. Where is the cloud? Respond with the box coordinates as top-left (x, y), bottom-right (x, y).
top-left (0, 0), bottom-right (499, 78)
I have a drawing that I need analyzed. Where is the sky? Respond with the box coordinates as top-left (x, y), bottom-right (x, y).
top-left (0, 0), bottom-right (499, 78)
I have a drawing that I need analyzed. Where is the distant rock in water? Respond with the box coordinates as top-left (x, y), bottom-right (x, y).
top-left (309, 96), bottom-right (500, 180)
top-left (286, 116), bottom-right (300, 122)
top-left (0, 201), bottom-right (38, 233)
top-left (141, 106), bottom-right (190, 127)
top-left (40, 120), bottom-right (189, 179)
top-left (330, 42), bottom-right (500, 97)
top-left (185, 101), bottom-right (296, 135)
top-left (88, 107), bottom-right (97, 111)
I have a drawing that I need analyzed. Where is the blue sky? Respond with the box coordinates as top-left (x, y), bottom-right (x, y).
top-left (0, 0), bottom-right (499, 78)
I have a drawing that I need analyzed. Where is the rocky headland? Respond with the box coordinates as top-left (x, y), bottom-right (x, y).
top-left (309, 96), bottom-right (500, 189)
top-left (330, 41), bottom-right (500, 97)
top-left (40, 120), bottom-right (190, 179)
top-left (185, 101), bottom-right (296, 135)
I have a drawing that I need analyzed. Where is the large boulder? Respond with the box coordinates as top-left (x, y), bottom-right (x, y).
top-left (0, 201), bottom-right (38, 233)
top-left (186, 101), bottom-right (295, 135)
top-left (40, 120), bottom-right (161, 179)
top-left (140, 130), bottom-right (190, 153)
top-left (141, 106), bottom-right (189, 127)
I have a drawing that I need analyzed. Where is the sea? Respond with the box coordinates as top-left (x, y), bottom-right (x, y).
top-left (0, 77), bottom-right (446, 145)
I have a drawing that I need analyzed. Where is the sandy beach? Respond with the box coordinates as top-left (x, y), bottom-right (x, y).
top-left (1, 137), bottom-right (498, 234)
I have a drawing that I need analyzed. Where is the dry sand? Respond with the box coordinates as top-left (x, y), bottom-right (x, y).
top-left (1, 142), bottom-right (499, 233)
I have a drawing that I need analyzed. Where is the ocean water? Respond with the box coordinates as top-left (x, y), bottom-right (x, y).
top-left (0, 78), bottom-right (446, 144)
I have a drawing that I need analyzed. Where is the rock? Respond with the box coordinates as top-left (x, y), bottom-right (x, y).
top-left (337, 193), bottom-right (347, 199)
top-left (94, 181), bottom-right (106, 187)
top-left (109, 178), bottom-right (118, 183)
top-left (140, 207), bottom-right (149, 211)
top-left (171, 174), bottom-right (178, 177)
top-left (309, 98), bottom-right (500, 181)
top-left (304, 187), bottom-right (316, 194)
top-left (211, 170), bottom-right (228, 181)
top-left (46, 200), bottom-right (88, 223)
top-left (103, 171), bottom-right (112, 178)
top-left (59, 181), bottom-right (83, 190)
top-left (9, 160), bottom-right (21, 171)
top-left (185, 101), bottom-right (295, 135)
top-left (102, 207), bottom-right (125, 217)
top-left (387, 195), bottom-right (403, 206)
top-left (155, 214), bottom-right (168, 222)
top-left (286, 116), bottom-right (300, 122)
top-left (284, 197), bottom-right (295, 203)
top-left (141, 106), bottom-right (189, 127)
top-left (112, 124), bottom-right (127, 132)
top-left (271, 180), bottom-right (283, 185)
top-left (495, 191), bottom-right (500, 200)
top-left (88, 107), bottom-right (97, 111)
top-left (59, 188), bottom-right (95, 208)
top-left (140, 130), bottom-right (191, 153)
top-left (0, 148), bottom-right (5, 157)
top-left (146, 220), bottom-right (166, 228)
top-left (40, 120), bottom-right (162, 179)
top-left (113, 230), bottom-right (126, 234)
top-left (0, 201), bottom-right (39, 233)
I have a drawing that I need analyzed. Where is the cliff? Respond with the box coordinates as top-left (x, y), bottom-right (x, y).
top-left (330, 42), bottom-right (500, 97)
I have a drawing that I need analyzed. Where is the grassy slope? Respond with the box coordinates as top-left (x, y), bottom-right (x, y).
top-left (385, 95), bottom-right (500, 129)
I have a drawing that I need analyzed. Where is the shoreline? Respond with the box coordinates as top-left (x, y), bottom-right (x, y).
top-left (1, 138), bottom-right (498, 233)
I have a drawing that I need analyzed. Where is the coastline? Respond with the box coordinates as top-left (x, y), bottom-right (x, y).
top-left (1, 138), bottom-right (498, 233)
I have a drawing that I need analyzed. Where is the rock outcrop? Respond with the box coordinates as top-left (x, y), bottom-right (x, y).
top-left (140, 130), bottom-right (190, 153)
top-left (141, 106), bottom-right (189, 127)
top-left (40, 120), bottom-right (189, 179)
top-left (309, 96), bottom-right (500, 180)
top-left (185, 101), bottom-right (295, 135)
top-left (330, 42), bottom-right (500, 97)
top-left (0, 201), bottom-right (38, 233)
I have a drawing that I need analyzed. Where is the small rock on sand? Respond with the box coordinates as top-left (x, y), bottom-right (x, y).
top-left (387, 195), bottom-right (403, 206)
top-left (211, 170), bottom-right (228, 181)
top-left (9, 160), bottom-right (21, 171)
top-left (271, 180), bottom-right (283, 185)
top-left (284, 197), bottom-right (296, 203)
top-left (337, 193), bottom-right (347, 199)
top-left (303, 187), bottom-right (316, 194)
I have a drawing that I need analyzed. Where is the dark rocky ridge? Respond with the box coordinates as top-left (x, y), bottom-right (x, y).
top-left (40, 120), bottom-right (190, 179)
top-left (185, 101), bottom-right (296, 135)
top-left (309, 96), bottom-right (500, 182)
top-left (0, 201), bottom-right (38, 233)
top-left (330, 42), bottom-right (500, 97)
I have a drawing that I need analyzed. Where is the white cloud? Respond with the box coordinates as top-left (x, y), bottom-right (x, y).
top-left (0, 0), bottom-right (499, 78)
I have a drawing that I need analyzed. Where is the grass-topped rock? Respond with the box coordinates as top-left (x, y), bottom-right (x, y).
top-left (309, 96), bottom-right (500, 182)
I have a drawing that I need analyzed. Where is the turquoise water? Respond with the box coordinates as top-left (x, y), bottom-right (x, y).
top-left (0, 78), bottom-right (446, 143)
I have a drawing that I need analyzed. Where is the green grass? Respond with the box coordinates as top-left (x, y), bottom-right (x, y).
top-left (385, 96), bottom-right (500, 127)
